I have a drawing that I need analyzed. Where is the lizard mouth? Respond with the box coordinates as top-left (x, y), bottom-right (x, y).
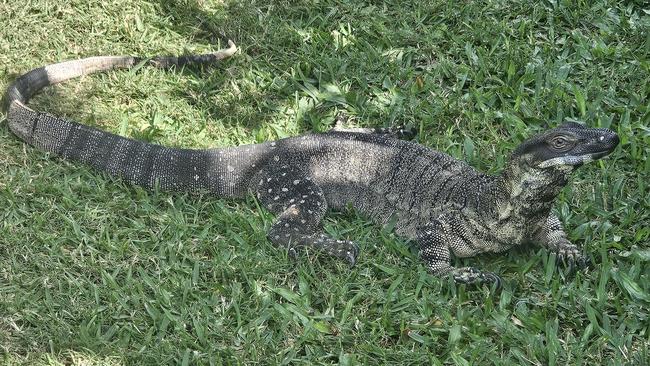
top-left (587, 150), bottom-right (612, 160)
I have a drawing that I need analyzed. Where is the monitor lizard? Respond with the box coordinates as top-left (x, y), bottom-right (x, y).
top-left (4, 41), bottom-right (620, 286)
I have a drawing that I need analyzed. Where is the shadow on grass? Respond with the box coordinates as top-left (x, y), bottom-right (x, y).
top-left (2, 0), bottom-right (421, 148)
top-left (152, 0), bottom-right (410, 135)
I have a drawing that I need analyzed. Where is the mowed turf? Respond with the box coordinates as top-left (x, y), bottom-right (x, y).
top-left (0, 0), bottom-right (648, 364)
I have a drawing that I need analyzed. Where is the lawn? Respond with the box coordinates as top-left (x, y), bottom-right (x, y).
top-left (1, 0), bottom-right (648, 364)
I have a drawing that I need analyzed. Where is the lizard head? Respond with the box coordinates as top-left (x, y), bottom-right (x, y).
top-left (512, 122), bottom-right (619, 171)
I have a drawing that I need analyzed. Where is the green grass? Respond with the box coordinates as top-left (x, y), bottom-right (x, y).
top-left (1, 0), bottom-right (648, 364)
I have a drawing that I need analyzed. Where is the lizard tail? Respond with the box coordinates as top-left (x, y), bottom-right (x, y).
top-left (4, 41), bottom-right (270, 198)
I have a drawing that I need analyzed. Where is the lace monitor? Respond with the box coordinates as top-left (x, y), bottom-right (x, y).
top-left (4, 41), bottom-right (620, 286)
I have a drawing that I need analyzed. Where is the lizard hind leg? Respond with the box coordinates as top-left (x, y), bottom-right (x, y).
top-left (254, 168), bottom-right (359, 266)
top-left (268, 207), bottom-right (360, 266)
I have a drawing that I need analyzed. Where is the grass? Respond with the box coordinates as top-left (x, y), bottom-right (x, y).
top-left (0, 0), bottom-right (648, 364)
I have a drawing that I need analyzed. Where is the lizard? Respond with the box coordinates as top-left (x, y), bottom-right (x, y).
top-left (4, 40), bottom-right (620, 286)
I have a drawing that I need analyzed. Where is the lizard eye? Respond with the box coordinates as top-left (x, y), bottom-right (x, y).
top-left (549, 136), bottom-right (572, 151)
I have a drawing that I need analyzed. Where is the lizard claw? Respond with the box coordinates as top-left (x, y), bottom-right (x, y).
top-left (346, 251), bottom-right (357, 267)
top-left (344, 241), bottom-right (360, 267)
top-left (287, 246), bottom-right (299, 260)
top-left (482, 272), bottom-right (503, 289)
top-left (567, 257), bottom-right (575, 274)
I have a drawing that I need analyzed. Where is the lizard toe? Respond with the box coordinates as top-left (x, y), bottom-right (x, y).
top-left (287, 246), bottom-right (300, 260)
top-left (481, 272), bottom-right (503, 289)
top-left (345, 251), bottom-right (357, 267)
top-left (342, 241), bottom-right (359, 267)
top-left (567, 257), bottom-right (576, 274)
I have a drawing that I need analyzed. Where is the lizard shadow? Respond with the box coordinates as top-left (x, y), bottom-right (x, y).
top-left (153, 0), bottom-right (408, 137)
top-left (2, 0), bottom-right (411, 147)
top-left (150, 0), bottom-right (309, 137)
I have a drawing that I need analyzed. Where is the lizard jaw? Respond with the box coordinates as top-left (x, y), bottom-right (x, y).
top-left (537, 153), bottom-right (602, 168)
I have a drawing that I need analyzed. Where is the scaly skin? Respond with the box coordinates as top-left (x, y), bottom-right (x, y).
top-left (5, 43), bottom-right (620, 286)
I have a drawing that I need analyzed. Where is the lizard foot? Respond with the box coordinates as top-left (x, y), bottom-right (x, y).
top-left (312, 235), bottom-right (359, 267)
top-left (452, 267), bottom-right (502, 288)
top-left (550, 238), bottom-right (589, 273)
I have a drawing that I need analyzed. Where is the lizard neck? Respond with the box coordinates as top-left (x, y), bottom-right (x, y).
top-left (492, 160), bottom-right (572, 222)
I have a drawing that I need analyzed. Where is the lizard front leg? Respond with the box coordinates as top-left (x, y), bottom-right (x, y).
top-left (417, 218), bottom-right (502, 287)
top-left (535, 214), bottom-right (588, 270)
